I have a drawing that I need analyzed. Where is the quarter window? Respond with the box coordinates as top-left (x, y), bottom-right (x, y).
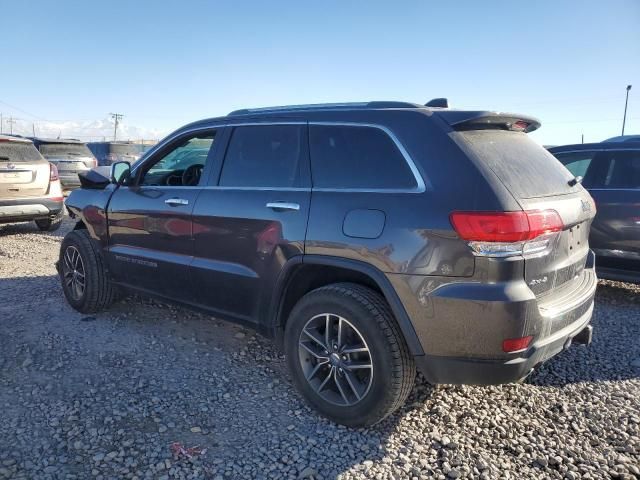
top-left (309, 125), bottom-right (417, 190)
top-left (219, 125), bottom-right (306, 188)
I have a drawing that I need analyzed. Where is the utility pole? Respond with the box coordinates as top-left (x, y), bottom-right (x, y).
top-left (622, 85), bottom-right (632, 136)
top-left (0, 113), bottom-right (3, 134)
top-left (110, 113), bottom-right (124, 141)
top-left (7, 116), bottom-right (16, 135)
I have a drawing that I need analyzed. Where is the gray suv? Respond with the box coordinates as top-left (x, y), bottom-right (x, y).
top-left (32, 138), bottom-right (98, 190)
top-left (58, 101), bottom-right (597, 426)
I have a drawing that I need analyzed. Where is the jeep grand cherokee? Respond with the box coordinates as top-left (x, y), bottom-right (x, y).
top-left (58, 100), bottom-right (597, 426)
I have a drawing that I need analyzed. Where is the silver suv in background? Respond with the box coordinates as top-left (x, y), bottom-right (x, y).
top-left (0, 135), bottom-right (65, 231)
top-left (32, 138), bottom-right (98, 190)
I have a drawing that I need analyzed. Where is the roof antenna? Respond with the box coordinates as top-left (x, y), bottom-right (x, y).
top-left (425, 98), bottom-right (449, 108)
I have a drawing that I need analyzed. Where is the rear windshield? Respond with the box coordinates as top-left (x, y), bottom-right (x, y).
top-left (0, 142), bottom-right (44, 162)
top-left (39, 143), bottom-right (94, 158)
top-left (109, 143), bottom-right (140, 155)
top-left (452, 130), bottom-right (577, 199)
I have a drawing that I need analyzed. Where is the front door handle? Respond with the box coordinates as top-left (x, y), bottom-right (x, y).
top-left (266, 201), bottom-right (300, 212)
top-left (165, 198), bottom-right (189, 206)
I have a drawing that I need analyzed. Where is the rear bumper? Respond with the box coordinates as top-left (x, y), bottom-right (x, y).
top-left (415, 302), bottom-right (594, 384)
top-left (0, 196), bottom-right (64, 223)
top-left (389, 250), bottom-right (598, 385)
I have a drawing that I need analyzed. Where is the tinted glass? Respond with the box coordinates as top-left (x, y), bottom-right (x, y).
top-left (454, 130), bottom-right (577, 198)
top-left (553, 151), bottom-right (597, 178)
top-left (0, 142), bottom-right (44, 162)
top-left (590, 150), bottom-right (640, 189)
top-left (39, 143), bottom-right (94, 158)
top-left (219, 125), bottom-right (305, 187)
top-left (309, 125), bottom-right (416, 189)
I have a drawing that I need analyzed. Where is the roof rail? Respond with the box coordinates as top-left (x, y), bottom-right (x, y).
top-left (227, 101), bottom-right (422, 116)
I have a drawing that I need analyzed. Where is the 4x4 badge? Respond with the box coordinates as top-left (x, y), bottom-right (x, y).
top-left (581, 199), bottom-right (591, 212)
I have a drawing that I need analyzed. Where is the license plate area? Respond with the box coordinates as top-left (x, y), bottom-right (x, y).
top-left (0, 171), bottom-right (32, 183)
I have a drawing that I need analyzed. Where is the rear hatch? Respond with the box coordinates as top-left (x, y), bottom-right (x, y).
top-left (0, 139), bottom-right (50, 198)
top-left (446, 116), bottom-right (595, 296)
top-left (39, 142), bottom-right (97, 173)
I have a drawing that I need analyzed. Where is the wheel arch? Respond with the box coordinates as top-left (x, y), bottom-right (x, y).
top-left (268, 255), bottom-right (424, 356)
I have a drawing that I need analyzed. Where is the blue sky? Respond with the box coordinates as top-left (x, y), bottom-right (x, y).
top-left (1, 0), bottom-right (639, 145)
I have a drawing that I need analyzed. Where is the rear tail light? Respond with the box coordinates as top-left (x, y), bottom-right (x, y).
top-left (49, 163), bottom-right (59, 181)
top-left (502, 335), bottom-right (533, 353)
top-left (450, 210), bottom-right (563, 257)
top-left (48, 163), bottom-right (64, 201)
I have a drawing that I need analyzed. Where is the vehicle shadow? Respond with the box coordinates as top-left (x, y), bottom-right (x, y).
top-left (0, 220), bottom-right (68, 238)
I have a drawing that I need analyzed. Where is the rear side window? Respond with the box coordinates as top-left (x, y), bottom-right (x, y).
top-left (0, 142), bottom-right (44, 162)
top-left (587, 150), bottom-right (640, 189)
top-left (553, 151), bottom-right (597, 179)
top-left (309, 125), bottom-right (417, 190)
top-left (219, 125), bottom-right (306, 188)
top-left (453, 130), bottom-right (577, 199)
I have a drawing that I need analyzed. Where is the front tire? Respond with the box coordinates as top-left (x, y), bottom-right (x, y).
top-left (59, 229), bottom-right (118, 313)
top-left (285, 283), bottom-right (415, 427)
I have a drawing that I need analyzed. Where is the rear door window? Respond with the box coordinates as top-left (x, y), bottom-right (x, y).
top-left (219, 125), bottom-right (306, 188)
top-left (309, 125), bottom-right (417, 190)
top-left (453, 130), bottom-right (577, 199)
top-left (588, 150), bottom-right (640, 189)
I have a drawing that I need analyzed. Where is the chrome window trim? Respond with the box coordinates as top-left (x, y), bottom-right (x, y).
top-left (552, 148), bottom-right (640, 155)
top-left (201, 186), bottom-right (311, 192)
top-left (132, 121), bottom-right (428, 194)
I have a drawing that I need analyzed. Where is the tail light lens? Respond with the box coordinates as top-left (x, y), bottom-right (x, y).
top-left (450, 210), bottom-right (563, 257)
top-left (49, 163), bottom-right (59, 181)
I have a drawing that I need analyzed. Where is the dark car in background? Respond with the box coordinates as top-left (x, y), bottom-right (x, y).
top-left (32, 138), bottom-right (97, 190)
top-left (87, 141), bottom-right (142, 166)
top-left (0, 135), bottom-right (65, 230)
top-left (549, 142), bottom-right (640, 283)
top-left (60, 101), bottom-right (597, 426)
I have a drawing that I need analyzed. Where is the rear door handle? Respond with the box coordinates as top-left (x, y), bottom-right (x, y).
top-left (266, 201), bottom-right (300, 211)
top-left (165, 198), bottom-right (189, 206)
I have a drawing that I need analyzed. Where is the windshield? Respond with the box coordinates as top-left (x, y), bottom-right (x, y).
top-left (0, 142), bottom-right (44, 162)
top-left (40, 143), bottom-right (94, 158)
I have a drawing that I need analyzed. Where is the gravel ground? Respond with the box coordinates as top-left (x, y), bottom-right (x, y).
top-left (0, 217), bottom-right (638, 480)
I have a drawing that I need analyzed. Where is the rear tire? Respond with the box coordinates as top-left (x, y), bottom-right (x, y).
top-left (35, 210), bottom-right (64, 231)
top-left (59, 229), bottom-right (119, 313)
top-left (285, 282), bottom-right (415, 427)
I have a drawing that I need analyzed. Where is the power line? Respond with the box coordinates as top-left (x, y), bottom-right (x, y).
top-left (109, 113), bottom-right (124, 141)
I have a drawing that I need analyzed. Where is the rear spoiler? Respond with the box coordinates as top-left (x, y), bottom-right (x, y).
top-left (434, 110), bottom-right (541, 133)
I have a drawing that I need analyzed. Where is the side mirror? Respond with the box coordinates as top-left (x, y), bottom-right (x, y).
top-left (110, 161), bottom-right (131, 185)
